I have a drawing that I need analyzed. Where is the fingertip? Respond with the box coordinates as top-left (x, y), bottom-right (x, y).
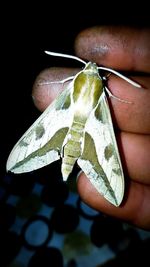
top-left (77, 172), bottom-right (121, 211)
top-left (32, 67), bottom-right (78, 111)
top-left (32, 68), bottom-right (61, 111)
top-left (74, 26), bottom-right (111, 65)
top-left (75, 26), bottom-right (150, 72)
top-left (77, 173), bottom-right (150, 229)
top-left (104, 74), bottom-right (150, 134)
top-left (121, 132), bottom-right (150, 184)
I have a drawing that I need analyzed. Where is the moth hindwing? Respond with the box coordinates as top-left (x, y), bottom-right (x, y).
top-left (7, 52), bottom-right (127, 207)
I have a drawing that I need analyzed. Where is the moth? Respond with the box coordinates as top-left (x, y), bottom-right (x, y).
top-left (6, 51), bottom-right (141, 206)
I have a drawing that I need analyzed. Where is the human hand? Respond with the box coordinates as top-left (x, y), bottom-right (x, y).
top-left (32, 26), bottom-right (150, 230)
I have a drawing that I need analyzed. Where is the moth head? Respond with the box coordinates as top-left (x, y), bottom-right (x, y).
top-left (85, 62), bottom-right (98, 71)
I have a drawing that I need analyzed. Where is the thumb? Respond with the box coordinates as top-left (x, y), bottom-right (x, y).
top-left (74, 26), bottom-right (150, 72)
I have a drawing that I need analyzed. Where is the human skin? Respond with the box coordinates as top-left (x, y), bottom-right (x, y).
top-left (32, 26), bottom-right (150, 230)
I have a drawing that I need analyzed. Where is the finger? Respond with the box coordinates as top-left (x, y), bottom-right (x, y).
top-left (119, 131), bottom-right (150, 184)
top-left (74, 26), bottom-right (150, 72)
top-left (77, 174), bottom-right (150, 230)
top-left (32, 68), bottom-right (150, 134)
top-left (32, 67), bottom-right (79, 111)
top-left (108, 74), bottom-right (150, 134)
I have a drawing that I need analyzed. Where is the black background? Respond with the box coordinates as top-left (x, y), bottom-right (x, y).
top-left (1, 3), bottom-right (150, 176)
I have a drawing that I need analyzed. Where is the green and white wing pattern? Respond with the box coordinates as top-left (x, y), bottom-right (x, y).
top-left (7, 83), bottom-right (73, 173)
top-left (6, 53), bottom-right (130, 206)
top-left (78, 92), bottom-right (124, 206)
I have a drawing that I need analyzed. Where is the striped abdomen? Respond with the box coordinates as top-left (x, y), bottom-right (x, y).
top-left (61, 120), bottom-right (84, 180)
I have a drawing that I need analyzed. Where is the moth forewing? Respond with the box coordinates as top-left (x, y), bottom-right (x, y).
top-left (78, 92), bottom-right (124, 206)
top-left (6, 83), bottom-right (74, 173)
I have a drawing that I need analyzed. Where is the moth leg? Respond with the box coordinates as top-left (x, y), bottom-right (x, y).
top-left (102, 72), bottom-right (111, 80)
top-left (105, 86), bottom-right (132, 103)
top-left (39, 76), bottom-right (75, 85)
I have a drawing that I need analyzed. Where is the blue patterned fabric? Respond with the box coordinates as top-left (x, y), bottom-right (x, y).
top-left (0, 165), bottom-right (149, 267)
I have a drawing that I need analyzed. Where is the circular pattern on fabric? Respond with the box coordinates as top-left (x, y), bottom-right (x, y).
top-left (21, 215), bottom-right (53, 249)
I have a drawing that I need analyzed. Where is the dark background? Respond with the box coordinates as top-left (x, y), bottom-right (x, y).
top-left (2, 4), bottom-right (150, 176)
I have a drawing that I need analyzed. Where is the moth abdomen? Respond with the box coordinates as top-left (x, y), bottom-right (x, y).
top-left (61, 139), bottom-right (81, 181)
top-left (61, 120), bottom-right (84, 181)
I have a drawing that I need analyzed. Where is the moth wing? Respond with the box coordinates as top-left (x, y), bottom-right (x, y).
top-left (7, 82), bottom-right (74, 173)
top-left (78, 92), bottom-right (124, 206)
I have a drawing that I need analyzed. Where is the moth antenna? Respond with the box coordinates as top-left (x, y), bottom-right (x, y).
top-left (45, 51), bottom-right (86, 65)
top-left (98, 66), bottom-right (141, 88)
